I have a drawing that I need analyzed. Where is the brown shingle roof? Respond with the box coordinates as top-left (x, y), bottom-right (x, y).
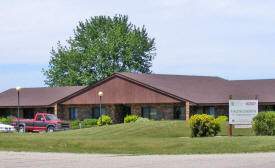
top-left (1, 73), bottom-right (275, 107)
top-left (117, 72), bottom-right (275, 104)
top-left (229, 79), bottom-right (275, 103)
top-left (0, 86), bottom-right (85, 107)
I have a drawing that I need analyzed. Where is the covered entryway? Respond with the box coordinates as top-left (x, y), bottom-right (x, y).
top-left (60, 74), bottom-right (182, 121)
top-left (115, 105), bottom-right (131, 123)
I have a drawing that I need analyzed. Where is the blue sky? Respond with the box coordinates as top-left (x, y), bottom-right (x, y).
top-left (1, 0), bottom-right (275, 92)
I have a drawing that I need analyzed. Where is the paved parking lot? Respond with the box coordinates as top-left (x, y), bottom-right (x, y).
top-left (0, 151), bottom-right (275, 168)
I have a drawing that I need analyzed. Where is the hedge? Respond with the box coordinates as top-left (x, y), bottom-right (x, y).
top-left (97, 115), bottom-right (113, 126)
top-left (124, 115), bottom-right (139, 123)
top-left (252, 111), bottom-right (275, 136)
top-left (189, 114), bottom-right (221, 137)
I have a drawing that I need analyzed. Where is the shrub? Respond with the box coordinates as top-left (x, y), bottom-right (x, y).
top-left (252, 111), bottom-right (275, 136)
top-left (0, 118), bottom-right (7, 124)
top-left (135, 117), bottom-right (150, 123)
top-left (124, 115), bottom-right (139, 123)
top-left (6, 116), bottom-right (16, 125)
top-left (97, 115), bottom-right (113, 126)
top-left (216, 116), bottom-right (228, 122)
top-left (189, 114), bottom-right (221, 137)
top-left (69, 120), bottom-right (80, 129)
top-left (81, 119), bottom-right (97, 128)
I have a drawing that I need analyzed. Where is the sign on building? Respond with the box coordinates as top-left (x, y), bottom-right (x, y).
top-left (229, 100), bottom-right (258, 125)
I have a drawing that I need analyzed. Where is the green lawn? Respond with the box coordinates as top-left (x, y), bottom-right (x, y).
top-left (0, 121), bottom-right (274, 154)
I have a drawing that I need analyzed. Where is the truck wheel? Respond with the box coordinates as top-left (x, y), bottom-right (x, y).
top-left (18, 126), bottom-right (25, 133)
top-left (47, 126), bottom-right (54, 133)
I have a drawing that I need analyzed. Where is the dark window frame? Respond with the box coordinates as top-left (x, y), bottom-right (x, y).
top-left (91, 106), bottom-right (106, 119)
top-left (173, 106), bottom-right (186, 120)
top-left (141, 107), bottom-right (157, 119)
top-left (203, 106), bottom-right (215, 117)
top-left (69, 107), bottom-right (78, 120)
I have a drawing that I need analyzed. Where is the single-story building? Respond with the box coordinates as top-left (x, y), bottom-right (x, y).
top-left (0, 72), bottom-right (275, 123)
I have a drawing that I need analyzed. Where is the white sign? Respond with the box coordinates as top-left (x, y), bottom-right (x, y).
top-left (229, 100), bottom-right (258, 125)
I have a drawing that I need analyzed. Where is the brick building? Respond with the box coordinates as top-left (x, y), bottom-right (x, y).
top-left (0, 72), bottom-right (275, 123)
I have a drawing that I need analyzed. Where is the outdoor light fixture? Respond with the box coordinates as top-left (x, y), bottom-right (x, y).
top-left (98, 91), bottom-right (103, 122)
top-left (98, 91), bottom-right (103, 97)
top-left (16, 86), bottom-right (21, 92)
top-left (16, 86), bottom-right (21, 132)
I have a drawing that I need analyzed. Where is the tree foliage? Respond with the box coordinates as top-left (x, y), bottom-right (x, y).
top-left (43, 15), bottom-right (156, 86)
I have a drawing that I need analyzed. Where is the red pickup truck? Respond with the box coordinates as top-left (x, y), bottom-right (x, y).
top-left (12, 113), bottom-right (70, 133)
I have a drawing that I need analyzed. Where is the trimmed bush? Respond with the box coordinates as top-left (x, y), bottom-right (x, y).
top-left (135, 117), bottom-right (150, 123)
top-left (97, 115), bottom-right (113, 126)
top-left (216, 116), bottom-right (228, 122)
top-left (81, 119), bottom-right (97, 128)
top-left (189, 114), bottom-right (221, 137)
top-left (252, 111), bottom-right (275, 136)
top-left (0, 116), bottom-right (17, 125)
top-left (6, 116), bottom-right (16, 125)
top-left (0, 118), bottom-right (7, 124)
top-left (69, 120), bottom-right (80, 129)
top-left (124, 115), bottom-right (139, 123)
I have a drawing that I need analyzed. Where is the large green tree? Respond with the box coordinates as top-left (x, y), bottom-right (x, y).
top-left (43, 15), bottom-right (156, 86)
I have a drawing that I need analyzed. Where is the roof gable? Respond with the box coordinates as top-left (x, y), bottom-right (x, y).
top-left (60, 73), bottom-right (275, 105)
top-left (117, 73), bottom-right (230, 104)
top-left (62, 76), bottom-right (180, 105)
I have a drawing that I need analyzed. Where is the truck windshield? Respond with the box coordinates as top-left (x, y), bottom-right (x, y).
top-left (45, 115), bottom-right (60, 121)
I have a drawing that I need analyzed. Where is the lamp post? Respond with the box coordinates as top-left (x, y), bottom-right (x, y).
top-left (16, 86), bottom-right (21, 132)
top-left (98, 91), bottom-right (103, 123)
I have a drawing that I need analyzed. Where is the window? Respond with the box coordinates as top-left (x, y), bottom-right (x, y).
top-left (203, 106), bottom-right (215, 116)
top-left (263, 105), bottom-right (275, 111)
top-left (69, 108), bottom-right (78, 120)
top-left (36, 115), bottom-right (44, 121)
top-left (142, 107), bottom-right (157, 119)
top-left (174, 106), bottom-right (186, 120)
top-left (92, 107), bottom-right (106, 119)
top-left (209, 107), bottom-right (215, 116)
top-left (45, 115), bottom-right (60, 121)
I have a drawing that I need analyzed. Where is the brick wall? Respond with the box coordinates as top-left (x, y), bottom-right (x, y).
top-left (58, 104), bottom-right (117, 121)
top-left (58, 103), bottom-right (179, 122)
top-left (59, 105), bottom-right (93, 121)
top-left (189, 105), bottom-right (275, 118)
top-left (56, 103), bottom-right (275, 122)
top-left (190, 106), bottom-right (227, 117)
top-left (130, 103), bottom-right (178, 120)
top-left (2, 104), bottom-right (275, 121)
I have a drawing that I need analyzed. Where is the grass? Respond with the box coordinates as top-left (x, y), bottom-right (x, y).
top-left (0, 121), bottom-right (274, 154)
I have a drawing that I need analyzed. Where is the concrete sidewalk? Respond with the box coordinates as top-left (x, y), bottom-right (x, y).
top-left (0, 151), bottom-right (275, 168)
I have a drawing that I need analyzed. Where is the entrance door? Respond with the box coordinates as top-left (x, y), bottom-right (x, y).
top-left (115, 105), bottom-right (131, 123)
top-left (122, 105), bottom-right (131, 118)
top-left (23, 108), bottom-right (35, 119)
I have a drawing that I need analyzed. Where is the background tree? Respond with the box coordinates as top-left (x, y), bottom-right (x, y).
top-left (43, 15), bottom-right (156, 86)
